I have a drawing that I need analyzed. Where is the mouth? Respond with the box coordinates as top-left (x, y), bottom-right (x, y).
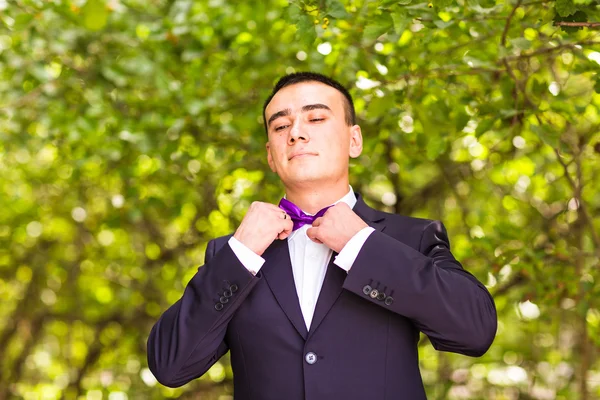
top-left (289, 153), bottom-right (317, 160)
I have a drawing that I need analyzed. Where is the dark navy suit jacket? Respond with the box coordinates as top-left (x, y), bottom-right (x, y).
top-left (147, 192), bottom-right (497, 399)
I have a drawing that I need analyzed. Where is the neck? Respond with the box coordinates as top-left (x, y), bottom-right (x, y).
top-left (284, 179), bottom-right (350, 214)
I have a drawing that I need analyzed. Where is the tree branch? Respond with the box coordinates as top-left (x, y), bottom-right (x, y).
top-left (554, 22), bottom-right (600, 28)
top-left (502, 41), bottom-right (600, 62)
top-left (502, 0), bottom-right (523, 47)
top-left (392, 67), bottom-right (504, 82)
top-left (493, 272), bottom-right (528, 297)
top-left (553, 148), bottom-right (600, 251)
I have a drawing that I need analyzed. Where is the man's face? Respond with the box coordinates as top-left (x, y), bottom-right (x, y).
top-left (264, 81), bottom-right (362, 187)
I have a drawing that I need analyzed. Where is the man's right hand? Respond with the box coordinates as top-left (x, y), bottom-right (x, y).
top-left (233, 202), bottom-right (294, 256)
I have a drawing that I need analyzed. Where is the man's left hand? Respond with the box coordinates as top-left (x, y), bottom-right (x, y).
top-left (306, 203), bottom-right (369, 253)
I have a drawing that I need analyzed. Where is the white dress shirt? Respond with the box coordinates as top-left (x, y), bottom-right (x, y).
top-left (228, 186), bottom-right (375, 330)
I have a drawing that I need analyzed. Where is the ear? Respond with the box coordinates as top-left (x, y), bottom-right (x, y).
top-left (266, 141), bottom-right (277, 172)
top-left (348, 124), bottom-right (363, 158)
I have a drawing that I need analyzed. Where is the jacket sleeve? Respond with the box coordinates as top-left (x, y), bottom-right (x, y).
top-left (342, 220), bottom-right (497, 357)
top-left (147, 238), bottom-right (261, 387)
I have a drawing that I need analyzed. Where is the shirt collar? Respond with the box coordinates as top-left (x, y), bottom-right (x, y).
top-left (286, 185), bottom-right (356, 241)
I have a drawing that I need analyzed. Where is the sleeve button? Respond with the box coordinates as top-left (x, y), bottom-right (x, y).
top-left (369, 289), bottom-right (379, 299)
top-left (219, 296), bottom-right (229, 304)
top-left (230, 284), bottom-right (238, 293)
top-left (376, 292), bottom-right (386, 301)
top-left (223, 289), bottom-right (232, 298)
top-left (384, 296), bottom-right (394, 306)
top-left (215, 303), bottom-right (224, 311)
top-left (362, 285), bottom-right (372, 295)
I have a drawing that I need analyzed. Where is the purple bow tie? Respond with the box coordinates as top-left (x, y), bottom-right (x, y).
top-left (278, 198), bottom-right (333, 231)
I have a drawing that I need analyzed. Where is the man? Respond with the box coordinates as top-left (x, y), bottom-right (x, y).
top-left (147, 72), bottom-right (497, 399)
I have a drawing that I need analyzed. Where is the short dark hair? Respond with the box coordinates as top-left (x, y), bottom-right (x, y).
top-left (262, 72), bottom-right (356, 136)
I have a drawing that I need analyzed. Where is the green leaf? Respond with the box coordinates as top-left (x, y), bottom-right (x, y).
top-left (434, 20), bottom-right (454, 29)
top-left (391, 9), bottom-right (410, 35)
top-left (475, 118), bottom-right (494, 137)
top-left (540, 8), bottom-right (556, 25)
top-left (531, 78), bottom-right (547, 96)
top-left (463, 55), bottom-right (495, 69)
top-left (594, 77), bottom-right (600, 93)
top-left (434, 0), bottom-right (454, 8)
top-left (82, 0), bottom-right (108, 31)
top-left (555, 0), bottom-right (577, 17)
top-left (296, 13), bottom-right (317, 46)
top-left (326, 0), bottom-right (349, 19)
top-left (469, 4), bottom-right (500, 14)
top-left (14, 13), bottom-right (34, 29)
top-left (381, 0), bottom-right (411, 4)
top-left (499, 109), bottom-right (519, 119)
top-left (550, 101), bottom-right (574, 115)
top-left (426, 137), bottom-right (447, 160)
top-left (454, 110), bottom-right (470, 132)
top-left (530, 123), bottom-right (560, 148)
top-left (511, 37), bottom-right (532, 51)
top-left (362, 13), bottom-right (394, 43)
top-left (286, 3), bottom-right (302, 20)
top-left (366, 94), bottom-right (395, 118)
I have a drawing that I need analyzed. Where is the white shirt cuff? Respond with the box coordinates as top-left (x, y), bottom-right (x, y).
top-left (334, 227), bottom-right (375, 272)
top-left (228, 236), bottom-right (265, 276)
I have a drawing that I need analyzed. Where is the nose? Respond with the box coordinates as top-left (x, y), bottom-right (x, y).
top-left (288, 119), bottom-right (309, 145)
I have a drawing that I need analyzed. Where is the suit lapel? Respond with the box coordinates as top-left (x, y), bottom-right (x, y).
top-left (261, 238), bottom-right (308, 340)
top-left (306, 251), bottom-right (345, 338)
top-left (307, 192), bottom-right (386, 337)
top-left (352, 192), bottom-right (386, 234)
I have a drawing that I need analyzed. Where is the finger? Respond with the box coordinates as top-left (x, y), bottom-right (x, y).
top-left (256, 202), bottom-right (290, 215)
top-left (278, 219), bottom-right (294, 240)
top-left (312, 217), bottom-right (323, 227)
top-left (266, 205), bottom-right (287, 221)
top-left (307, 227), bottom-right (323, 244)
top-left (270, 203), bottom-right (290, 213)
top-left (309, 235), bottom-right (323, 244)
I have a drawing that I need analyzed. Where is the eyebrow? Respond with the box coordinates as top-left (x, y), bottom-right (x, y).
top-left (267, 103), bottom-right (332, 127)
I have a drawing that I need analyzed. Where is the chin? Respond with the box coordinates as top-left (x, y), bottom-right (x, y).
top-left (279, 162), bottom-right (340, 183)
top-left (286, 170), bottom-right (334, 185)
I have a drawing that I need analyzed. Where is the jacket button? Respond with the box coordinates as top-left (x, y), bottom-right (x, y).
top-left (362, 285), bottom-right (372, 295)
top-left (215, 303), bottom-right (224, 311)
top-left (305, 352), bottom-right (317, 365)
top-left (220, 296), bottom-right (229, 304)
top-left (376, 292), bottom-right (386, 301)
top-left (384, 296), bottom-right (394, 306)
top-left (230, 284), bottom-right (238, 293)
top-left (223, 289), bottom-right (232, 298)
top-left (369, 289), bottom-right (379, 299)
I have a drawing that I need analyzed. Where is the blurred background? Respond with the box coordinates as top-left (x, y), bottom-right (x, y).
top-left (1, 0), bottom-right (600, 398)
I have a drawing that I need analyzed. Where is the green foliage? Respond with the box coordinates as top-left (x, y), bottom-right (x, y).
top-left (555, 0), bottom-right (578, 17)
top-left (363, 13), bottom-right (394, 43)
top-left (1, 0), bottom-right (600, 398)
top-left (326, 0), bottom-right (350, 18)
top-left (82, 0), bottom-right (109, 30)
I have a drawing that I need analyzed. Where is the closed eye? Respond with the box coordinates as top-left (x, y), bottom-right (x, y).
top-left (274, 125), bottom-right (289, 131)
top-left (310, 118), bottom-right (325, 122)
